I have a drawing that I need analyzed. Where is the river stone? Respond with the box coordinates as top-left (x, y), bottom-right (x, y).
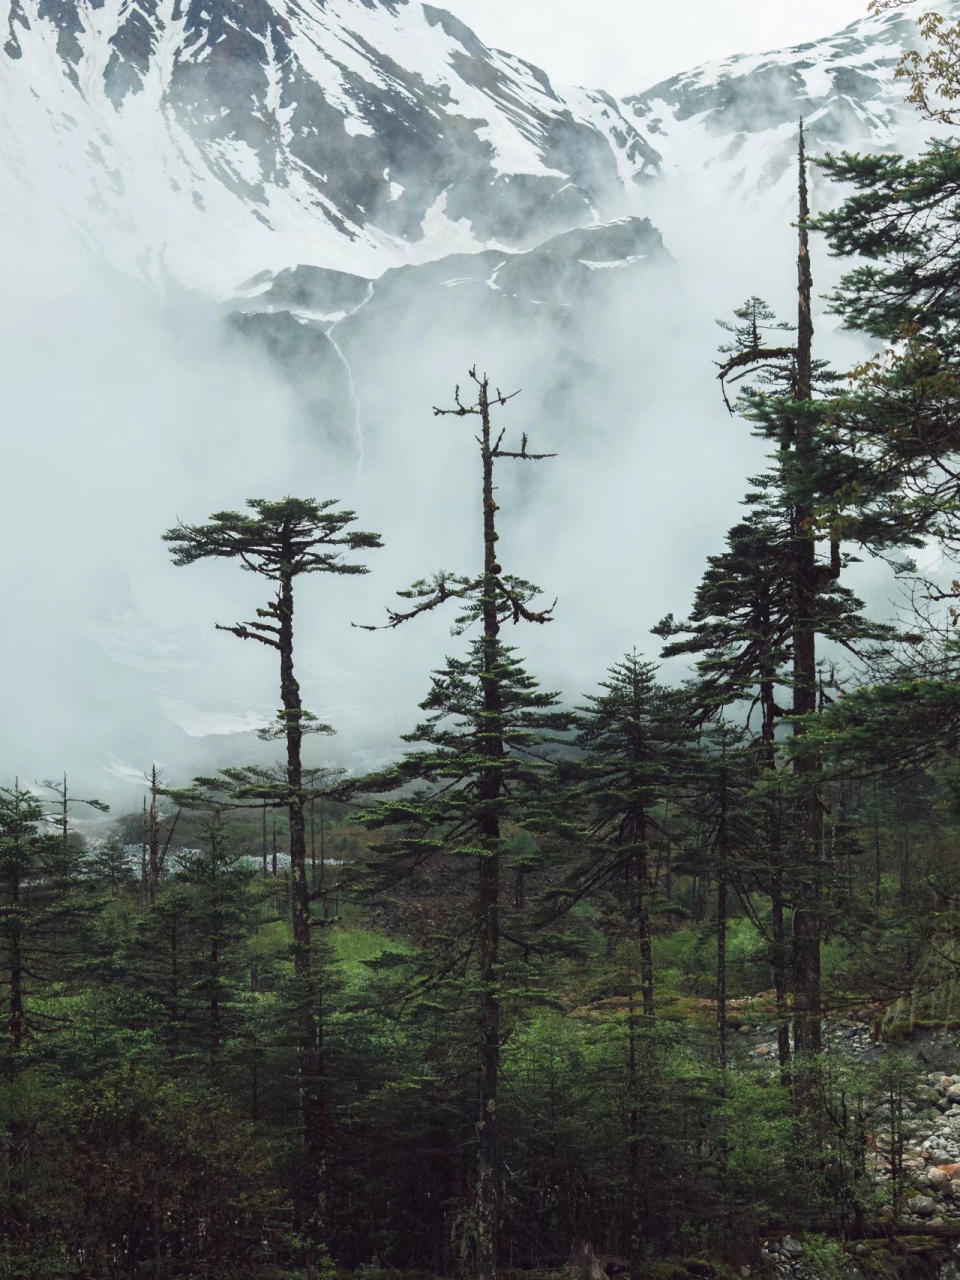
top-left (913, 1196), bottom-right (938, 1216)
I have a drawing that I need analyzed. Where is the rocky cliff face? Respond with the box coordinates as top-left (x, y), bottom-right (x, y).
top-left (229, 214), bottom-right (670, 455)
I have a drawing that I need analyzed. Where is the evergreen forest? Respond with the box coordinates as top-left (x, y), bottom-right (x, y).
top-left (18, 3), bottom-right (960, 1277)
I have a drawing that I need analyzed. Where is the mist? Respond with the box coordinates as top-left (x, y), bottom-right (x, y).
top-left (0, 0), bottom-right (938, 817)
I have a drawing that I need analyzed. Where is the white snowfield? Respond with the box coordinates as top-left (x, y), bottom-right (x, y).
top-left (0, 0), bottom-right (947, 295)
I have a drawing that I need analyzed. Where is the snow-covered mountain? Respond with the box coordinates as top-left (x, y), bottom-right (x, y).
top-left (0, 0), bottom-right (660, 291)
top-left (0, 0), bottom-right (942, 294)
top-left (624, 2), bottom-right (937, 199)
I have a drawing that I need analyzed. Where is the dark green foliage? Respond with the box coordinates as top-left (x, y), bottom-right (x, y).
top-left (0, 783), bottom-right (90, 1078)
top-left (85, 834), bottom-right (139, 898)
top-left (0, 1068), bottom-right (287, 1279)
top-left (816, 142), bottom-right (960, 342)
top-left (815, 142), bottom-right (960, 551)
top-left (655, 471), bottom-right (901, 724)
top-left (164, 496), bottom-right (381, 575)
top-left (363, 640), bottom-right (566, 854)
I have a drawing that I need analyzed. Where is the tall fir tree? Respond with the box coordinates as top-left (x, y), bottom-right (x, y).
top-left (163, 496), bottom-right (382, 1266)
top-left (705, 127), bottom-right (920, 1058)
top-left (564, 652), bottom-right (691, 1275)
top-left (358, 368), bottom-right (567, 1280)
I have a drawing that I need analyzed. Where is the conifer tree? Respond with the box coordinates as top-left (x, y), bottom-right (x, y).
top-left (568, 654), bottom-right (690, 1021)
top-left (814, 47), bottom-right (960, 550)
top-left (0, 782), bottom-right (89, 1078)
top-left (685, 722), bottom-right (761, 1073)
top-left (776, 0), bottom-right (960, 804)
top-left (39, 774), bottom-right (108, 857)
top-left (655, 463), bottom-right (899, 1069)
top-left (358, 369), bottom-right (566, 1280)
top-left (163, 496), bottom-right (382, 1264)
top-left (561, 653), bottom-right (690, 1275)
top-left (717, 160), bottom-right (832, 1055)
top-left (707, 127), bottom-right (917, 1058)
top-left (167, 799), bottom-right (258, 1073)
top-left (85, 834), bottom-right (138, 899)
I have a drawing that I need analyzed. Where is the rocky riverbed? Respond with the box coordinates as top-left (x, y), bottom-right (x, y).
top-left (729, 1008), bottom-right (960, 1227)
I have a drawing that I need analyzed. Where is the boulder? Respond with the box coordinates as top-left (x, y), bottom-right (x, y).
top-left (929, 1167), bottom-right (951, 1188)
top-left (913, 1196), bottom-right (938, 1217)
top-left (781, 1237), bottom-right (803, 1258)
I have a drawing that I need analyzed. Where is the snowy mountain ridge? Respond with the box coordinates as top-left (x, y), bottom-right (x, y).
top-left (625, 1), bottom-right (943, 198)
top-left (0, 0), bottom-right (948, 295)
top-left (0, 0), bottom-right (658, 291)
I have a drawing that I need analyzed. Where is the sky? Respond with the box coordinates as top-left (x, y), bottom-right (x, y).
top-left (441, 0), bottom-right (877, 93)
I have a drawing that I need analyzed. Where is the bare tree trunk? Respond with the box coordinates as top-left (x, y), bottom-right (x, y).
top-left (319, 800), bottom-right (329, 921)
top-left (208, 815), bottom-right (223, 1069)
top-left (4, 802), bottom-right (25, 1249)
top-left (141, 797), bottom-right (149, 909)
top-left (474, 377), bottom-right (502, 1280)
top-left (874, 781), bottom-right (882, 909)
top-left (210, 935), bottom-right (221, 1063)
top-left (900, 820), bottom-right (910, 908)
top-left (761, 673), bottom-right (792, 1082)
top-left (771, 872), bottom-right (792, 1082)
top-left (148, 765), bottom-right (160, 906)
top-left (278, 565), bottom-right (325, 1258)
top-left (791, 124), bottom-right (823, 1060)
top-left (9, 926), bottom-right (22, 1066)
top-left (262, 802), bottom-right (268, 879)
top-left (717, 872), bottom-right (728, 1073)
top-left (636, 844), bottom-right (654, 1020)
top-left (626, 985), bottom-right (642, 1280)
top-left (60, 772), bottom-right (68, 854)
